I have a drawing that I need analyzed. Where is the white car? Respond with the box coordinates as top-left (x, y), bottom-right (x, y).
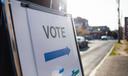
top-left (101, 36), bottom-right (108, 40)
top-left (101, 36), bottom-right (114, 40)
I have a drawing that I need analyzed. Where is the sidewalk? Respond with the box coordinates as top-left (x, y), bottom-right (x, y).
top-left (95, 40), bottom-right (128, 76)
top-left (95, 56), bottom-right (128, 76)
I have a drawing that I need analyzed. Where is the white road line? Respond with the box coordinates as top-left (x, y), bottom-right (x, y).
top-left (89, 44), bottom-right (115, 76)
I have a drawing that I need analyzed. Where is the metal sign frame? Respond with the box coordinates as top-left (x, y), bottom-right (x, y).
top-left (1, 0), bottom-right (22, 76)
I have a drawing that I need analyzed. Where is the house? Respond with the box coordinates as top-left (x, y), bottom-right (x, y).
top-left (74, 17), bottom-right (90, 36)
top-left (89, 26), bottom-right (110, 39)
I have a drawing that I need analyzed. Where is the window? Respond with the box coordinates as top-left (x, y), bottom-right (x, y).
top-left (27, 0), bottom-right (67, 12)
top-left (27, 0), bottom-right (51, 8)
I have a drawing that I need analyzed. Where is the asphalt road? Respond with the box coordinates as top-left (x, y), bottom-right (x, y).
top-left (80, 40), bottom-right (116, 76)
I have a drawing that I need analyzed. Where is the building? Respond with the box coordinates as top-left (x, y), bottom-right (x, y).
top-left (89, 26), bottom-right (110, 39)
top-left (90, 26), bottom-right (110, 33)
top-left (74, 17), bottom-right (110, 39)
top-left (74, 17), bottom-right (90, 36)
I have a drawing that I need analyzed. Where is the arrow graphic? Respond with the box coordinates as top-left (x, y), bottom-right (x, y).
top-left (72, 69), bottom-right (80, 76)
top-left (59, 68), bottom-right (64, 74)
top-left (44, 47), bottom-right (70, 62)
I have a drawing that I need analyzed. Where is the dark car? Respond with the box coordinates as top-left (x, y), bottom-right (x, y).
top-left (76, 36), bottom-right (88, 49)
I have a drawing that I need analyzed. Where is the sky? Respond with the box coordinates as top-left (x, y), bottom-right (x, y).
top-left (67, 0), bottom-right (128, 30)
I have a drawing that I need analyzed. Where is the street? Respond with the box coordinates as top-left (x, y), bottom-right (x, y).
top-left (80, 40), bottom-right (116, 76)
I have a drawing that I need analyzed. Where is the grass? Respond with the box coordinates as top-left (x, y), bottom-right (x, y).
top-left (110, 50), bottom-right (118, 56)
top-left (110, 42), bottom-right (121, 56)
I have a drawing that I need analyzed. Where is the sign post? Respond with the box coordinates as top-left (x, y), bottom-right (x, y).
top-left (125, 17), bottom-right (128, 41)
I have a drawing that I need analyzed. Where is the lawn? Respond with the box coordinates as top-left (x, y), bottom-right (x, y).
top-left (110, 40), bottom-right (128, 56)
top-left (110, 42), bottom-right (121, 56)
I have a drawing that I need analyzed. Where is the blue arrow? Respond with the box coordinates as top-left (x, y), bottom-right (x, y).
top-left (72, 69), bottom-right (80, 76)
top-left (59, 68), bottom-right (64, 74)
top-left (44, 47), bottom-right (70, 62)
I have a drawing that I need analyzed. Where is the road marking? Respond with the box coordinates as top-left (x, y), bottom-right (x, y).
top-left (89, 44), bottom-right (115, 76)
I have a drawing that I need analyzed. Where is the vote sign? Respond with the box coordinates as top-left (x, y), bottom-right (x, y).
top-left (26, 8), bottom-right (83, 76)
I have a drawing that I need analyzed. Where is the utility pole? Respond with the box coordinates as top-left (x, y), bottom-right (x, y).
top-left (117, 0), bottom-right (121, 43)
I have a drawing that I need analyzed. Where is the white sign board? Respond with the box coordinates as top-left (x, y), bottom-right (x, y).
top-left (9, 0), bottom-right (83, 76)
top-left (26, 8), bottom-right (83, 76)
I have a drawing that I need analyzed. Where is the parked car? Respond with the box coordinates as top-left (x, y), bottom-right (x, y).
top-left (76, 36), bottom-right (88, 49)
top-left (101, 36), bottom-right (108, 40)
top-left (101, 36), bottom-right (114, 40)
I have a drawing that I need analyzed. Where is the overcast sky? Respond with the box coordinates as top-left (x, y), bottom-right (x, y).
top-left (67, 0), bottom-right (128, 30)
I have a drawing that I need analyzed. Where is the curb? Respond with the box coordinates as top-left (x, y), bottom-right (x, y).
top-left (89, 44), bottom-right (115, 76)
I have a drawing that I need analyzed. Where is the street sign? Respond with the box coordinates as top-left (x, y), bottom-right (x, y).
top-left (26, 7), bottom-right (83, 76)
top-left (4, 0), bottom-right (84, 76)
